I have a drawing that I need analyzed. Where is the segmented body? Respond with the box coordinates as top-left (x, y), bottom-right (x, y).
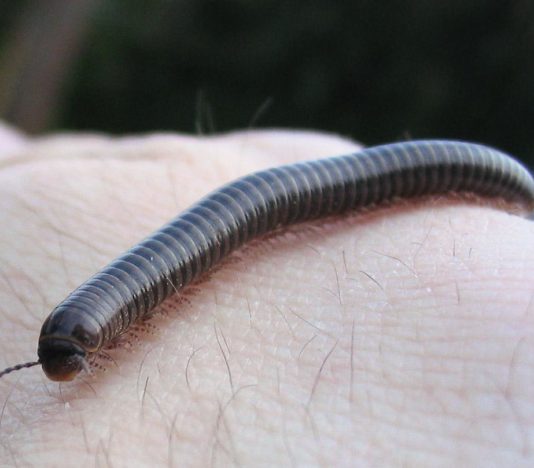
top-left (36, 140), bottom-right (534, 380)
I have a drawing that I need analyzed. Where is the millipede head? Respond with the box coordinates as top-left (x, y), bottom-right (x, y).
top-left (38, 338), bottom-right (87, 382)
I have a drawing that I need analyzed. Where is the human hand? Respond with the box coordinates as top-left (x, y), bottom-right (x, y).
top-left (0, 126), bottom-right (532, 466)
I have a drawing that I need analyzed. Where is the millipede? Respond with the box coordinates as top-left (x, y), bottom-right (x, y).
top-left (0, 140), bottom-right (533, 382)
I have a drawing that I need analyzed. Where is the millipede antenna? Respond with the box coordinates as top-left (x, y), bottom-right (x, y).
top-left (0, 361), bottom-right (41, 379)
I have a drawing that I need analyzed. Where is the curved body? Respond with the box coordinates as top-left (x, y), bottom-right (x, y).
top-left (38, 140), bottom-right (534, 380)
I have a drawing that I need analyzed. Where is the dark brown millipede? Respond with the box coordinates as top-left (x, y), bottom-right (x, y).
top-left (1, 140), bottom-right (533, 382)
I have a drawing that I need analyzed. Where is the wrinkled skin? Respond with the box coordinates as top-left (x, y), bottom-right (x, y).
top-left (0, 123), bottom-right (533, 467)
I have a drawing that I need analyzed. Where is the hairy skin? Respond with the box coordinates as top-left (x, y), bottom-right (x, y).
top-left (0, 126), bottom-right (533, 467)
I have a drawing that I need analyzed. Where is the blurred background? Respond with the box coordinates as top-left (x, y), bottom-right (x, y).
top-left (1, 0), bottom-right (533, 166)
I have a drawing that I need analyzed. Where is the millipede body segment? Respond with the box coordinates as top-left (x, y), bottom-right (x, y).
top-left (2, 140), bottom-right (533, 381)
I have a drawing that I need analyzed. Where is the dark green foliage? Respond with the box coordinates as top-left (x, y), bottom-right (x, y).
top-left (4, 0), bottom-right (534, 163)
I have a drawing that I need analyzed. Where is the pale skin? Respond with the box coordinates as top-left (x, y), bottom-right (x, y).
top-left (0, 125), bottom-right (533, 467)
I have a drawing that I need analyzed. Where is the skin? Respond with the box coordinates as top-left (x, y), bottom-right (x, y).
top-left (0, 125), bottom-right (533, 467)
